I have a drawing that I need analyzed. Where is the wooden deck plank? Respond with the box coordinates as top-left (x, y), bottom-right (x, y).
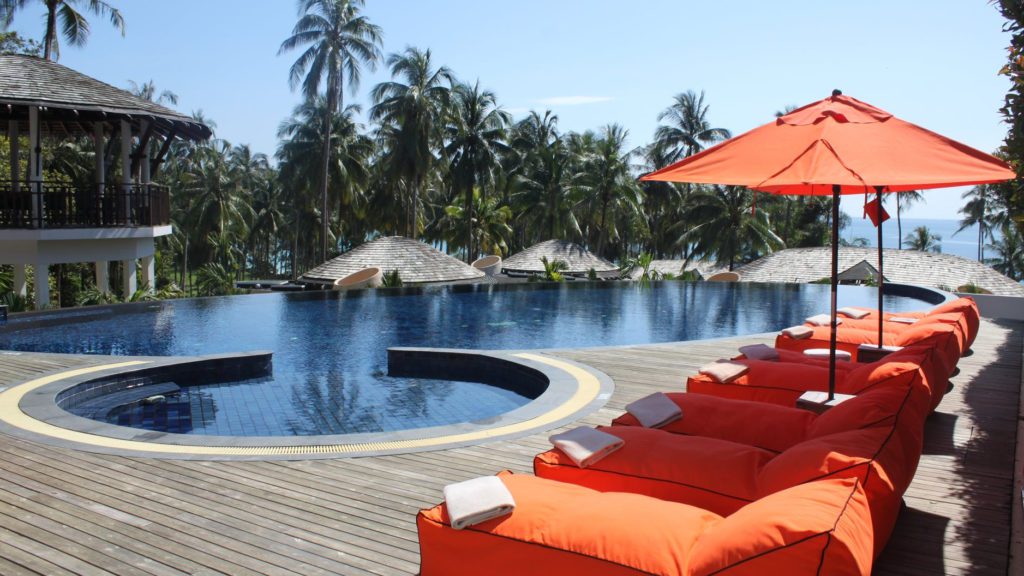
top-left (0, 319), bottom-right (1019, 575)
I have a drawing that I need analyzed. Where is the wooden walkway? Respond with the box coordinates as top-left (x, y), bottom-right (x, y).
top-left (0, 320), bottom-right (1020, 575)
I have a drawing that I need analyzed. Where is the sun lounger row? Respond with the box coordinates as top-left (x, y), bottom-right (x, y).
top-left (415, 297), bottom-right (978, 575)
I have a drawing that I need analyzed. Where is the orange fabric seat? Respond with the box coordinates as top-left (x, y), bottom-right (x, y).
top-left (835, 297), bottom-right (980, 348)
top-left (686, 345), bottom-right (947, 410)
top-left (417, 471), bottom-right (874, 575)
top-left (536, 377), bottom-right (931, 556)
top-left (774, 320), bottom-right (962, 383)
top-left (805, 312), bottom-right (970, 356)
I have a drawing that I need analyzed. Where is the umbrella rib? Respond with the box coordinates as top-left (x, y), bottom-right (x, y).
top-left (754, 138), bottom-right (870, 193)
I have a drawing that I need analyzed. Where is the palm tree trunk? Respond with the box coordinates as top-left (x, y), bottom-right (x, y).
top-left (43, 0), bottom-right (58, 60)
top-left (896, 194), bottom-right (903, 249)
top-left (465, 185), bottom-right (473, 263)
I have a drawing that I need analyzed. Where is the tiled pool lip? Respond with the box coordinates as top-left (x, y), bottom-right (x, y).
top-left (0, 348), bottom-right (614, 460)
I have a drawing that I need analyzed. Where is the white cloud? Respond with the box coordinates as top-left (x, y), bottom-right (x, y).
top-left (534, 96), bottom-right (613, 106)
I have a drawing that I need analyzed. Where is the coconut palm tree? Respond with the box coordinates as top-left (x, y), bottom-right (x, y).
top-left (279, 0), bottom-right (382, 262)
top-left (370, 47), bottom-right (453, 238)
top-left (575, 124), bottom-right (642, 259)
top-left (443, 81), bottom-right (510, 261)
top-left (128, 80), bottom-right (177, 106)
top-left (511, 113), bottom-right (581, 244)
top-left (956, 183), bottom-right (1009, 261)
top-left (986, 223), bottom-right (1024, 280)
top-left (637, 141), bottom-right (683, 258)
top-left (893, 190), bottom-right (924, 248)
top-left (654, 90), bottom-right (731, 163)
top-left (679, 185), bottom-right (783, 271)
top-left (903, 225), bottom-right (942, 253)
top-left (0, 0), bottom-right (125, 61)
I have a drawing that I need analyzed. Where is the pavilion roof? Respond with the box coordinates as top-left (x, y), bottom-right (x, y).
top-left (502, 240), bottom-right (619, 276)
top-left (299, 236), bottom-right (486, 285)
top-left (0, 55), bottom-right (210, 140)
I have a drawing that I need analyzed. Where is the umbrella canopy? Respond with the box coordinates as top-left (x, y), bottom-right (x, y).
top-left (642, 91), bottom-right (1015, 399)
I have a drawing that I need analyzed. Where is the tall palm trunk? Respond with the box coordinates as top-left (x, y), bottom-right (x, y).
top-left (464, 184), bottom-right (473, 263)
top-left (896, 193), bottom-right (903, 249)
top-left (43, 0), bottom-right (58, 60)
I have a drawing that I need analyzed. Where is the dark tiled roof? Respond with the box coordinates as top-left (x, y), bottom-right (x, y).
top-left (502, 240), bottom-right (618, 276)
top-left (733, 247), bottom-right (1024, 296)
top-left (0, 55), bottom-right (210, 140)
top-left (300, 236), bottom-right (485, 285)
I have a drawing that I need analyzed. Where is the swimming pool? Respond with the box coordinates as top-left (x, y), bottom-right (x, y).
top-left (0, 281), bottom-right (935, 436)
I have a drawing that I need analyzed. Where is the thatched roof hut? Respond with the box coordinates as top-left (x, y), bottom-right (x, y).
top-left (299, 236), bottom-right (485, 286)
top-left (733, 247), bottom-right (1024, 296)
top-left (502, 240), bottom-right (619, 278)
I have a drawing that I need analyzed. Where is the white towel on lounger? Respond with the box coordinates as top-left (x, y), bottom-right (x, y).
top-left (782, 325), bottom-right (814, 339)
top-left (838, 307), bottom-right (870, 319)
top-left (806, 313), bottom-right (841, 326)
top-left (699, 360), bottom-right (750, 384)
top-left (889, 316), bottom-right (917, 324)
top-left (625, 392), bottom-right (682, 428)
top-left (738, 343), bottom-right (779, 361)
top-left (443, 476), bottom-right (516, 530)
top-left (549, 427), bottom-right (624, 468)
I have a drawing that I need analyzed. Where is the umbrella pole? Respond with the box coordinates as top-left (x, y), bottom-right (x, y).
top-left (829, 184), bottom-right (840, 401)
top-left (876, 186), bottom-right (885, 348)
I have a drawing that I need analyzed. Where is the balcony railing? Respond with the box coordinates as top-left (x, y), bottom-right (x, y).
top-left (0, 181), bottom-right (171, 229)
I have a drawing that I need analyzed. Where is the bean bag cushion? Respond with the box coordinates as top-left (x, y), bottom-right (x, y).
top-left (814, 312), bottom-right (969, 355)
top-left (832, 297), bottom-right (979, 348)
top-left (537, 380), bottom-right (931, 554)
top-left (417, 471), bottom-right (873, 575)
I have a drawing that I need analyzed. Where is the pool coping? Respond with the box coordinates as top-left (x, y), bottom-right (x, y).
top-left (0, 348), bottom-right (614, 460)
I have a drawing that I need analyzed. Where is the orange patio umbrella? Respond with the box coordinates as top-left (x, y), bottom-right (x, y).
top-left (643, 90), bottom-right (1015, 399)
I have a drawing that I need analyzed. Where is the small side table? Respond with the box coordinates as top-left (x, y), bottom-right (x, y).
top-left (796, 390), bottom-right (855, 414)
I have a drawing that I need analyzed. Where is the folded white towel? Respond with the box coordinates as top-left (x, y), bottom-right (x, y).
top-left (625, 392), bottom-right (683, 428)
top-left (806, 313), bottom-right (841, 327)
top-left (803, 348), bottom-right (852, 362)
top-left (699, 360), bottom-right (750, 383)
top-left (549, 427), bottom-right (624, 468)
top-left (738, 343), bottom-right (779, 361)
top-left (782, 325), bottom-right (814, 339)
top-left (443, 476), bottom-right (516, 530)
top-left (838, 307), bottom-right (870, 319)
top-left (889, 316), bottom-right (917, 324)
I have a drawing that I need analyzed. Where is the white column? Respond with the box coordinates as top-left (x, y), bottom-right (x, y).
top-left (95, 261), bottom-right (109, 294)
top-left (120, 119), bottom-right (132, 223)
top-left (13, 265), bottom-right (26, 296)
top-left (28, 106), bottom-right (41, 227)
top-left (33, 263), bottom-right (49, 310)
top-left (141, 255), bottom-right (155, 292)
top-left (122, 259), bottom-right (137, 297)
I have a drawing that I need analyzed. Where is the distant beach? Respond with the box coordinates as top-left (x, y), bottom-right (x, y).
top-left (842, 217), bottom-right (996, 262)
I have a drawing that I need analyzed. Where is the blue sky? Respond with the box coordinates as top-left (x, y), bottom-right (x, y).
top-left (5, 0), bottom-right (1011, 219)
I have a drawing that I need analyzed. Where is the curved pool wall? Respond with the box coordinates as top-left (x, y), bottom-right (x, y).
top-left (0, 281), bottom-right (945, 438)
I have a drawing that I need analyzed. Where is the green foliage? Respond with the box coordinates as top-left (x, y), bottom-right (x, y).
top-left (0, 291), bottom-right (30, 312)
top-left (539, 256), bottom-right (568, 282)
top-left (76, 287), bottom-right (120, 307)
top-left (903, 226), bottom-right (942, 253)
top-left (381, 269), bottom-right (403, 287)
top-left (0, 31), bottom-right (42, 56)
top-left (587, 267), bottom-right (597, 281)
top-left (995, 0), bottom-right (1024, 227)
top-left (956, 282), bottom-right (991, 295)
top-left (195, 263), bottom-right (236, 296)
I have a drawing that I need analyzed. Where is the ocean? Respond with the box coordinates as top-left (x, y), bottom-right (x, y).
top-left (841, 217), bottom-right (993, 262)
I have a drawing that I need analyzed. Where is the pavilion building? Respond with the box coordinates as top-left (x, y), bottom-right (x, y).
top-left (0, 55), bottom-right (211, 309)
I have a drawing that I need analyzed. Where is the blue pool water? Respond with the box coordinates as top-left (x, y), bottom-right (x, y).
top-left (0, 282), bottom-right (933, 436)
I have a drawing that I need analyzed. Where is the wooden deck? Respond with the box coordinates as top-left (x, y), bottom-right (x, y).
top-left (0, 320), bottom-right (1020, 575)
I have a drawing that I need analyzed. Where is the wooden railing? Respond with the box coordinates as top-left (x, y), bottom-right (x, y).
top-left (0, 181), bottom-right (170, 228)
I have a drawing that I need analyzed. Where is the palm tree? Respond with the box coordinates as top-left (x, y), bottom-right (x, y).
top-left (128, 80), bottom-right (177, 106)
top-left (903, 225), bottom-right (942, 253)
top-left (575, 124), bottom-right (642, 258)
top-left (370, 47), bottom-right (453, 238)
top-left (0, 0), bottom-right (125, 61)
top-left (279, 0), bottom-right (382, 262)
top-left (443, 81), bottom-right (510, 261)
top-left (511, 112), bottom-right (581, 244)
top-left (277, 98), bottom-right (373, 264)
top-left (637, 142), bottom-right (683, 258)
top-left (440, 188), bottom-right (513, 258)
top-left (679, 185), bottom-right (784, 270)
top-left (893, 190), bottom-right (924, 248)
top-left (654, 90), bottom-right (731, 163)
top-left (986, 223), bottom-right (1024, 280)
top-left (956, 184), bottom-right (1008, 261)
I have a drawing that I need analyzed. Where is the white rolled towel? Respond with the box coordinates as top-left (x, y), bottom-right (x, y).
top-left (738, 343), bottom-right (779, 361)
top-left (625, 392), bottom-right (683, 428)
top-left (549, 427), bottom-right (624, 468)
top-left (699, 360), bottom-right (750, 384)
top-left (806, 313), bottom-right (842, 327)
top-left (889, 316), bottom-right (918, 324)
top-left (803, 348), bottom-right (852, 362)
top-left (838, 307), bottom-right (870, 319)
top-left (443, 476), bottom-right (516, 530)
top-left (782, 325), bottom-right (814, 339)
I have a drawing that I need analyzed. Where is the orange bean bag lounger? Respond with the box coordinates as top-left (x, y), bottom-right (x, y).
top-left (774, 321), bottom-right (962, 380)
top-left (804, 312), bottom-right (971, 356)
top-left (687, 345), bottom-right (947, 410)
top-left (535, 380), bottom-right (932, 554)
top-left (417, 471), bottom-right (874, 576)
top-left (835, 297), bottom-right (980, 349)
